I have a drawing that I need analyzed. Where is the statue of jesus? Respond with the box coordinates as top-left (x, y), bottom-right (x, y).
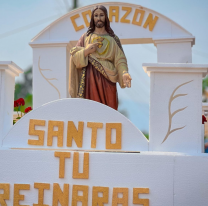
top-left (69, 5), bottom-right (132, 110)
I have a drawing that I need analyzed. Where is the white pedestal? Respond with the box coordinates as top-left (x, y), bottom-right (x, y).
top-left (0, 62), bottom-right (23, 143)
top-left (153, 37), bottom-right (194, 63)
top-left (143, 63), bottom-right (208, 153)
top-left (30, 43), bottom-right (72, 109)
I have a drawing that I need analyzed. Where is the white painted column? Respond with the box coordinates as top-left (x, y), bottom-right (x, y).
top-left (143, 63), bottom-right (208, 153)
top-left (0, 62), bottom-right (23, 144)
top-left (29, 42), bottom-right (73, 109)
top-left (153, 37), bottom-right (195, 63)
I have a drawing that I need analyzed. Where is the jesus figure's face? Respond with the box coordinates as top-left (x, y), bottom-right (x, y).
top-left (94, 9), bottom-right (105, 28)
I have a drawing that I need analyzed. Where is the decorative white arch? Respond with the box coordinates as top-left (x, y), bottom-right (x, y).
top-left (30, 2), bottom-right (194, 46)
top-left (29, 2), bottom-right (195, 110)
top-left (2, 98), bottom-right (148, 151)
top-left (1, 5), bottom-right (208, 205)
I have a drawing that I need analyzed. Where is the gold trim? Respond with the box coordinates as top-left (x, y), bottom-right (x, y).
top-left (162, 80), bottom-right (193, 144)
top-left (38, 56), bottom-right (61, 99)
top-left (113, 35), bottom-right (124, 53)
top-left (88, 56), bottom-right (109, 80)
top-left (120, 38), bottom-right (153, 45)
top-left (77, 67), bottom-right (86, 98)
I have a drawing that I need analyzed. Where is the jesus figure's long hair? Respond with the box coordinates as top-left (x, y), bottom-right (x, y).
top-left (86, 5), bottom-right (115, 37)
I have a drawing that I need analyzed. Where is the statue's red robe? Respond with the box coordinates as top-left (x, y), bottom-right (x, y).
top-left (69, 33), bottom-right (128, 110)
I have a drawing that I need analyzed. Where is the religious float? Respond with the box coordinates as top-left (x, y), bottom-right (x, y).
top-left (0, 2), bottom-right (208, 206)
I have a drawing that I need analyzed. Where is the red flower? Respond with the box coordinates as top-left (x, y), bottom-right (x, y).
top-left (17, 98), bottom-right (25, 106)
top-left (14, 100), bottom-right (18, 107)
top-left (24, 107), bottom-right (32, 113)
top-left (202, 115), bottom-right (207, 124)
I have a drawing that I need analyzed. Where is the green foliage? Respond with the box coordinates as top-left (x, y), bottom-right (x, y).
top-left (143, 132), bottom-right (149, 140)
top-left (15, 93), bottom-right (33, 112)
top-left (202, 76), bottom-right (208, 93)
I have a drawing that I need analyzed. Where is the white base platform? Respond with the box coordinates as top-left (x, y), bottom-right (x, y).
top-left (0, 149), bottom-right (207, 206)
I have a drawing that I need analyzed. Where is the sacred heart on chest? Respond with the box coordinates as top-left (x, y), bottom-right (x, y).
top-left (92, 36), bottom-right (110, 56)
top-left (97, 36), bottom-right (105, 48)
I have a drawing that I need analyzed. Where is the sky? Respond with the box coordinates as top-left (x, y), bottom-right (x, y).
top-left (0, 0), bottom-right (208, 133)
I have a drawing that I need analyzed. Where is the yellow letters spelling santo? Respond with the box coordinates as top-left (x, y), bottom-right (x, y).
top-left (28, 119), bottom-right (122, 150)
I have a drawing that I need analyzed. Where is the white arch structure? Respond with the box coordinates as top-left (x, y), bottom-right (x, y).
top-left (0, 5), bottom-right (208, 205)
top-left (29, 2), bottom-right (195, 108)
top-left (29, 2), bottom-right (208, 153)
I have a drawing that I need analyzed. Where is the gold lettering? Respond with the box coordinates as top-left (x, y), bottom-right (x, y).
top-left (73, 152), bottom-right (89, 179)
top-left (87, 122), bottom-right (103, 148)
top-left (109, 6), bottom-right (119, 22)
top-left (33, 183), bottom-right (50, 206)
top-left (47, 121), bottom-right (64, 147)
top-left (82, 10), bottom-right (92, 27)
top-left (120, 7), bottom-right (132, 23)
top-left (143, 13), bottom-right (158, 31)
top-left (133, 188), bottom-right (149, 206)
top-left (106, 123), bottom-right (122, 149)
top-left (72, 185), bottom-right (88, 206)
top-left (67, 121), bottom-right (84, 148)
top-left (13, 184), bottom-right (30, 206)
top-left (54, 152), bottom-right (71, 178)
top-left (92, 186), bottom-right (109, 206)
top-left (112, 188), bottom-right (128, 206)
top-left (53, 183), bottom-right (69, 206)
top-left (28, 119), bottom-right (45, 146)
top-left (132, 9), bottom-right (145, 26)
top-left (70, 14), bottom-right (85, 31)
top-left (0, 184), bottom-right (10, 206)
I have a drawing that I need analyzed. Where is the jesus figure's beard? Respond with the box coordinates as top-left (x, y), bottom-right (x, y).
top-left (95, 20), bottom-right (105, 28)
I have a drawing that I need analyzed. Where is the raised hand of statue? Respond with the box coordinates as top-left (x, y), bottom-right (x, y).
top-left (84, 42), bottom-right (100, 57)
top-left (122, 73), bottom-right (132, 88)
